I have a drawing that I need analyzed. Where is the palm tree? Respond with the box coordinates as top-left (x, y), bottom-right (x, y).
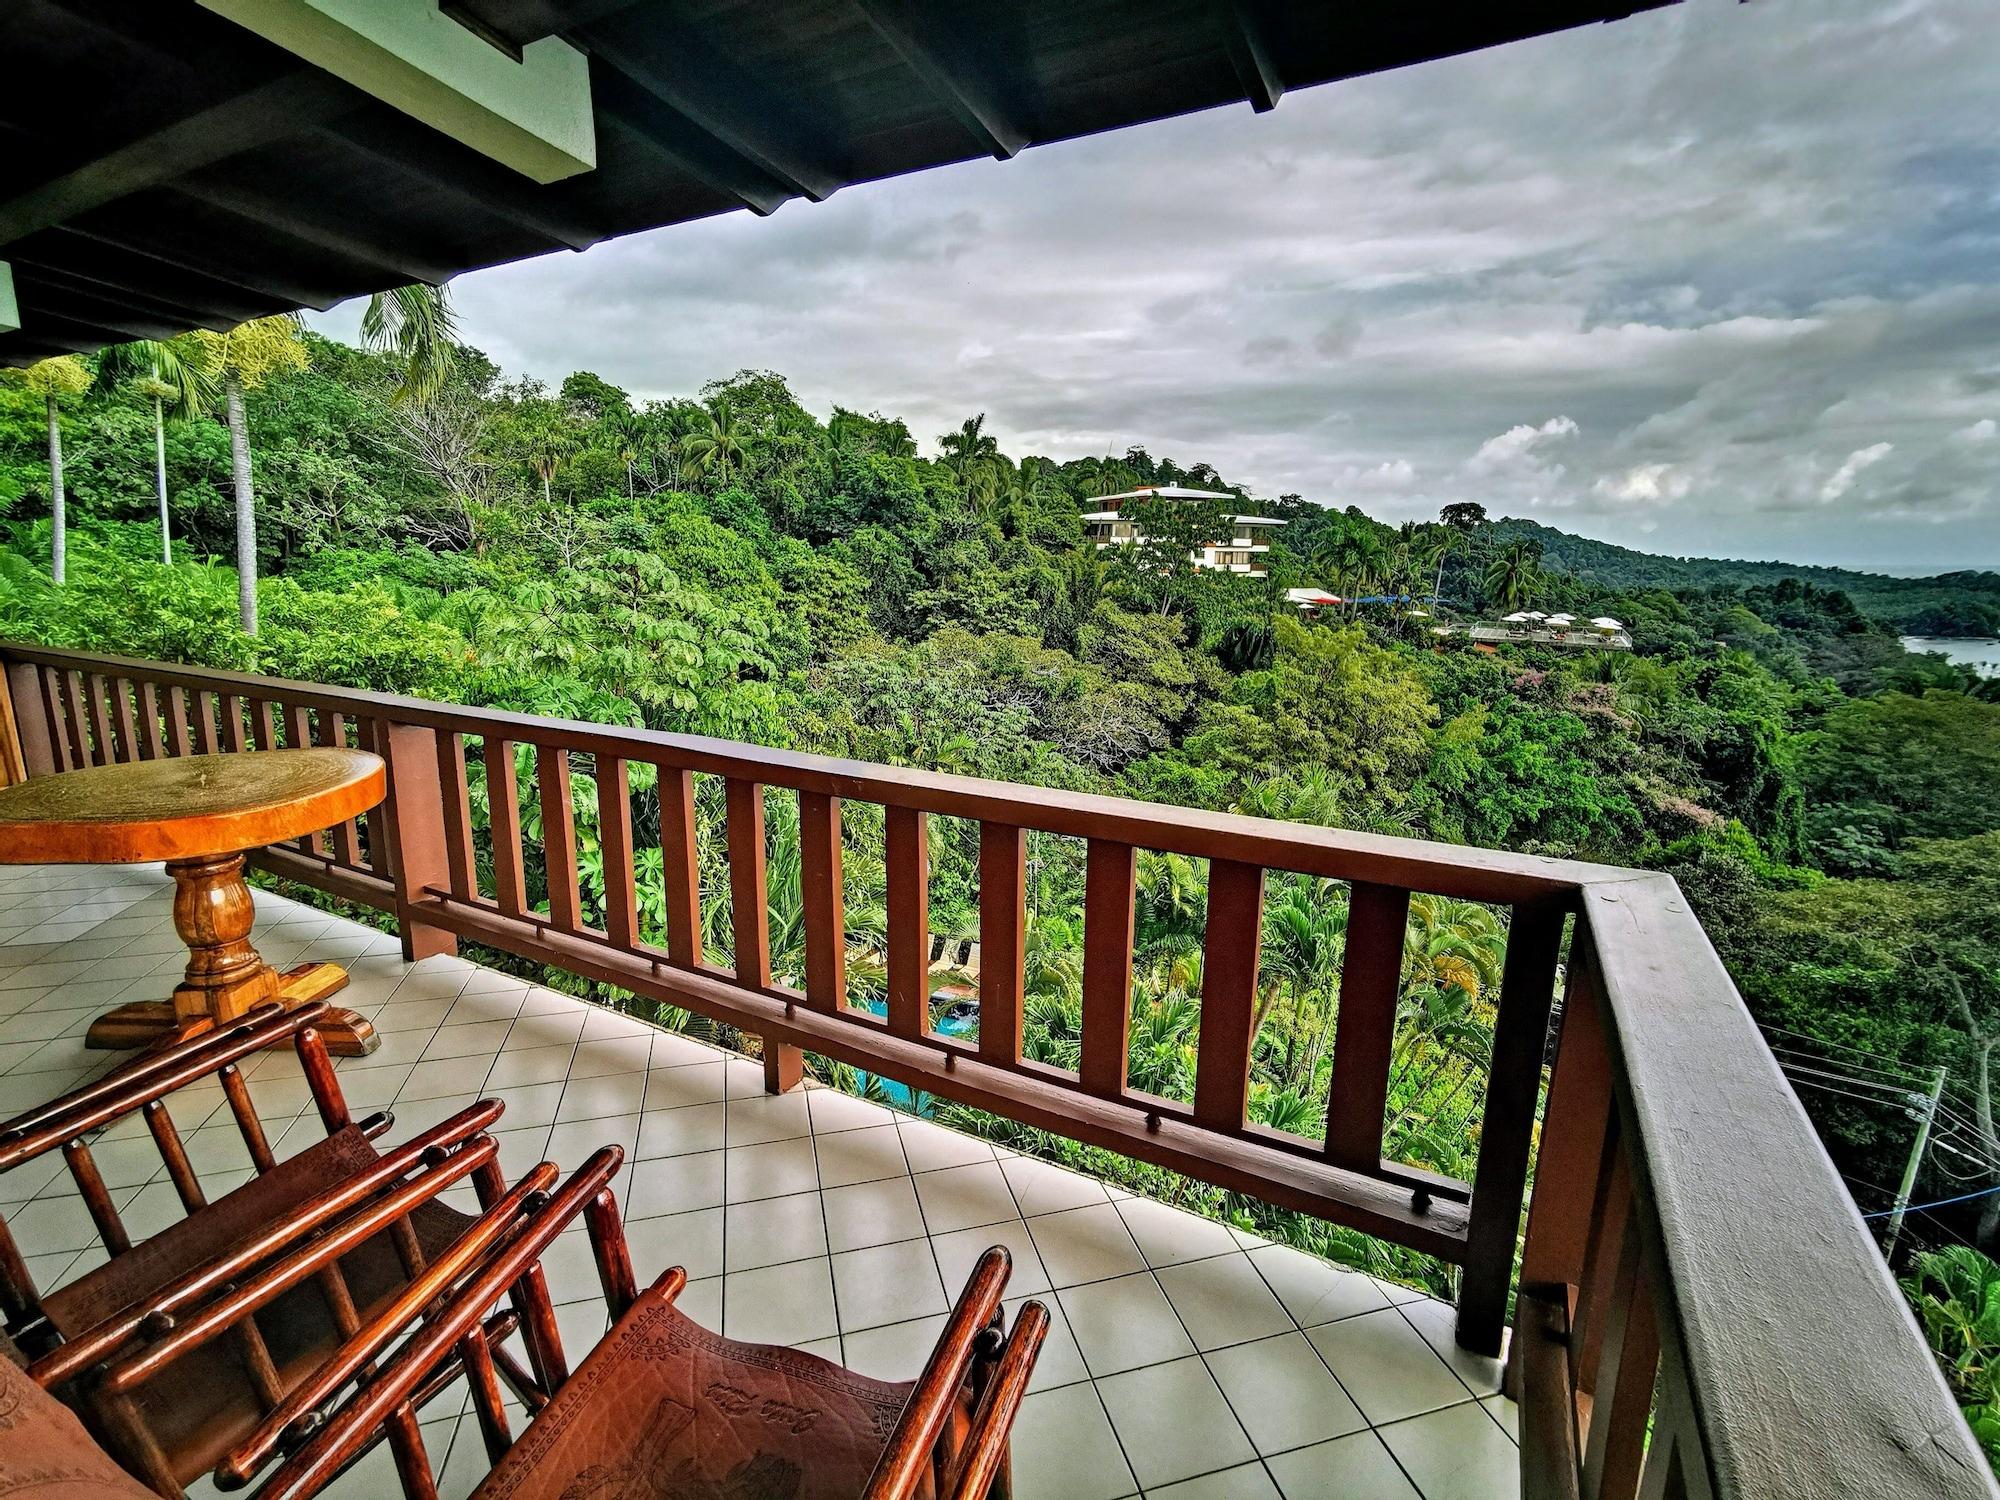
top-left (608, 406), bottom-right (645, 500)
top-left (95, 338), bottom-right (212, 564)
top-left (191, 316), bottom-right (308, 634)
top-left (1421, 523), bottom-right (1468, 607)
top-left (1, 356), bottom-right (93, 584)
top-left (359, 283), bottom-right (457, 405)
top-left (681, 400), bottom-right (746, 485)
top-left (1484, 540), bottom-right (1541, 613)
top-left (938, 414), bottom-right (999, 496)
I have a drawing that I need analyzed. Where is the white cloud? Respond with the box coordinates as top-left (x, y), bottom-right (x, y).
top-left (1596, 463), bottom-right (1695, 504)
top-left (1467, 417), bottom-right (1578, 475)
top-left (310, 0), bottom-right (2000, 568)
top-left (1819, 442), bottom-right (1894, 502)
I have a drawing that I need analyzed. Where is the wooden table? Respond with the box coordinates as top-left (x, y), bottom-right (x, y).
top-left (0, 749), bottom-right (387, 1055)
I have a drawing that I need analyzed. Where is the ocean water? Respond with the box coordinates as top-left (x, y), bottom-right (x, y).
top-left (1902, 636), bottom-right (2000, 678)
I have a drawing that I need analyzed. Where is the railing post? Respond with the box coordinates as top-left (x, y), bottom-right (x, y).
top-left (377, 721), bottom-right (457, 961)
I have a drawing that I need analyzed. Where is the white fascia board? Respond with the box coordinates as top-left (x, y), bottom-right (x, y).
top-left (0, 264), bottom-right (16, 335)
top-left (199, 0), bottom-right (595, 184)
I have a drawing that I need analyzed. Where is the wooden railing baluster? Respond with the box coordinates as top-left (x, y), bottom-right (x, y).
top-left (284, 705), bottom-right (327, 853)
top-left (112, 678), bottom-right (140, 762)
top-left (1079, 838), bottom-right (1136, 1097)
top-left (1458, 898), bottom-right (1567, 1356)
top-left (725, 779), bottom-right (770, 988)
top-left (885, 806), bottom-right (929, 1039)
top-left (537, 744), bottom-right (581, 932)
top-left (486, 738), bottom-right (526, 917)
top-left (1582, 1214), bottom-right (1661, 1500)
top-left (322, 712), bottom-right (364, 866)
top-left (85, 672), bottom-right (115, 764)
top-left (1323, 882), bottom-right (1410, 1168)
top-left (978, 822), bottom-right (1027, 1065)
top-left (60, 669), bottom-right (89, 767)
top-left (249, 697), bottom-right (278, 750)
top-left (136, 681), bottom-right (164, 760)
top-left (596, 756), bottom-right (639, 950)
top-left (436, 731), bottom-right (475, 901)
top-left (658, 764), bottom-right (700, 965)
top-left (192, 689), bottom-right (220, 754)
top-left (799, 790), bottom-right (844, 1011)
top-left (1192, 859), bottom-right (1265, 1130)
top-left (165, 685), bottom-right (193, 757)
top-left (220, 693), bottom-right (249, 753)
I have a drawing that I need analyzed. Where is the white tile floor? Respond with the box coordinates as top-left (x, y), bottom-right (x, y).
top-left (0, 862), bottom-right (1519, 1500)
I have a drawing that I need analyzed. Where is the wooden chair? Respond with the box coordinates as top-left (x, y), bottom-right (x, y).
top-left (0, 1002), bottom-right (520, 1497)
top-left (229, 1152), bottom-right (1050, 1500)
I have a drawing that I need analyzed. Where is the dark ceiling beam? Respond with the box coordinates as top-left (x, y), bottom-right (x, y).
top-left (593, 71), bottom-right (792, 218)
top-left (581, 20), bottom-right (846, 202)
top-left (320, 112), bottom-right (605, 253)
top-left (169, 179), bottom-right (464, 289)
top-left (54, 225), bottom-right (335, 316)
top-left (0, 73), bottom-right (357, 247)
top-left (10, 279), bottom-right (198, 343)
top-left (853, 0), bottom-right (1031, 160)
top-left (7, 259), bottom-right (259, 333)
top-left (1219, 0), bottom-right (1285, 113)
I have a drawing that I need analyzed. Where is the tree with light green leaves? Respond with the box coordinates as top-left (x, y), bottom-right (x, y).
top-left (0, 355), bottom-right (92, 583)
top-left (189, 316), bottom-right (309, 635)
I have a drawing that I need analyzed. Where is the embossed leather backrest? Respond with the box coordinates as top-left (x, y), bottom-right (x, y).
top-left (470, 1292), bottom-right (924, 1500)
top-left (0, 1352), bottom-right (156, 1498)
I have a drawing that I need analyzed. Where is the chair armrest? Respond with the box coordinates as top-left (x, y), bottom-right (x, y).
top-left (0, 1003), bottom-right (314, 1168)
top-left (944, 1301), bottom-right (1049, 1500)
top-left (862, 1245), bottom-right (1014, 1500)
top-left (29, 1098), bottom-right (505, 1389)
top-left (92, 1132), bottom-right (507, 1402)
top-left (218, 1146), bottom-right (627, 1497)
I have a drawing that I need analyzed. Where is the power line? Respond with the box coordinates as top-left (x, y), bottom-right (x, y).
top-left (1863, 1182), bottom-right (2000, 1220)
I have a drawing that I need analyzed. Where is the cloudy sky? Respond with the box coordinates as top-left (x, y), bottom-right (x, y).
top-left (317, 0), bottom-right (2000, 570)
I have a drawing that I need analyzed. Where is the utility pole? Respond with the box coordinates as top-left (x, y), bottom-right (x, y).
top-left (1884, 1065), bottom-right (1949, 1262)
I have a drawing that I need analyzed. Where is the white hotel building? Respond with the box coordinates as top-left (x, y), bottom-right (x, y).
top-left (1080, 486), bottom-right (1284, 575)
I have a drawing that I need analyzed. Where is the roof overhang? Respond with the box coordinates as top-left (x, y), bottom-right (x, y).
top-left (0, 0), bottom-right (1680, 365)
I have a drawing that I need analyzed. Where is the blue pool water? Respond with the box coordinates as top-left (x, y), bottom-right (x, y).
top-left (854, 998), bottom-right (976, 1113)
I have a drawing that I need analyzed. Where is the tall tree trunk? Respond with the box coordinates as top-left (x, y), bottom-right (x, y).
top-left (46, 393), bottom-right (64, 585)
top-left (154, 396), bottom-right (171, 565)
top-left (226, 373), bottom-right (258, 637)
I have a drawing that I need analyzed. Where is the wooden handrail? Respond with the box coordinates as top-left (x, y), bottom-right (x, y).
top-left (0, 641), bottom-right (1986, 1500)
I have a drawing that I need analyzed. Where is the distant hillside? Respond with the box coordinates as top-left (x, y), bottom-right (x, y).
top-left (1492, 518), bottom-right (2000, 635)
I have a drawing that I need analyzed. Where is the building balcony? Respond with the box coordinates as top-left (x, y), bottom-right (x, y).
top-left (0, 643), bottom-right (1982, 1500)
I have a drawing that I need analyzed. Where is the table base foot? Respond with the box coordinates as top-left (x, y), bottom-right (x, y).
top-left (84, 962), bottom-right (379, 1057)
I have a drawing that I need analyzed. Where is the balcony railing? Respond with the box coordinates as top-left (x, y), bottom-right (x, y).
top-left (0, 641), bottom-right (1985, 1500)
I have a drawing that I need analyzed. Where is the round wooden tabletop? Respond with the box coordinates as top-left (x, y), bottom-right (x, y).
top-left (0, 750), bottom-right (386, 864)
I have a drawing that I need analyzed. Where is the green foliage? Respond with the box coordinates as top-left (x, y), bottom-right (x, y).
top-left (1905, 1248), bottom-right (2000, 1466)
